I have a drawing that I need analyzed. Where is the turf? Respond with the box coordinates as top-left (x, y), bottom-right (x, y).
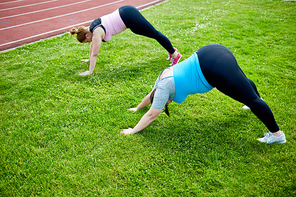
top-left (0, 0), bottom-right (295, 196)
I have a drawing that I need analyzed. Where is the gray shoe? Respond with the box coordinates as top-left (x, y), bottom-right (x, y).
top-left (257, 131), bottom-right (286, 144)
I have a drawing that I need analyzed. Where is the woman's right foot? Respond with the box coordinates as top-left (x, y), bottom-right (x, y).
top-left (257, 131), bottom-right (286, 144)
top-left (171, 53), bottom-right (182, 65)
top-left (167, 48), bottom-right (177, 60)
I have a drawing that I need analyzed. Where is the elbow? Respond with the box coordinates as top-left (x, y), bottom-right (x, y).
top-left (149, 114), bottom-right (158, 121)
top-left (147, 111), bottom-right (160, 121)
top-left (91, 54), bottom-right (98, 58)
top-left (90, 51), bottom-right (99, 58)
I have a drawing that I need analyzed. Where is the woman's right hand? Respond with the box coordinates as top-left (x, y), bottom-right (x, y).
top-left (79, 71), bottom-right (92, 76)
top-left (128, 108), bottom-right (137, 114)
top-left (81, 59), bottom-right (90, 63)
top-left (121, 128), bottom-right (136, 135)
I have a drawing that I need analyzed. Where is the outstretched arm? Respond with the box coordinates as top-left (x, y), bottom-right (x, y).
top-left (128, 91), bottom-right (153, 113)
top-left (79, 28), bottom-right (105, 76)
top-left (121, 107), bottom-right (162, 135)
top-left (123, 90), bottom-right (162, 134)
top-left (79, 37), bottom-right (101, 76)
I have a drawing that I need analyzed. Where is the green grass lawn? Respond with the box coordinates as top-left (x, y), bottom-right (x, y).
top-left (1, 0), bottom-right (295, 196)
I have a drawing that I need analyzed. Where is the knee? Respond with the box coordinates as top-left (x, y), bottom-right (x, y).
top-left (247, 78), bottom-right (256, 88)
top-left (248, 97), bottom-right (264, 109)
top-left (154, 30), bottom-right (165, 38)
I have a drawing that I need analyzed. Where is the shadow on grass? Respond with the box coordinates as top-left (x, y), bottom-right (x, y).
top-left (59, 57), bottom-right (167, 86)
top-left (138, 106), bottom-right (270, 165)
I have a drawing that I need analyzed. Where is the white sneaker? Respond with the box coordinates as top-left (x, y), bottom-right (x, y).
top-left (257, 131), bottom-right (286, 144)
top-left (242, 105), bottom-right (250, 109)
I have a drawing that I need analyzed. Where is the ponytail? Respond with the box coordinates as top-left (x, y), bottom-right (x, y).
top-left (150, 89), bottom-right (170, 117)
top-left (69, 26), bottom-right (90, 43)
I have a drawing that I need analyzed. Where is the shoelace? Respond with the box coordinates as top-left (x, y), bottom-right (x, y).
top-left (263, 132), bottom-right (270, 138)
top-left (261, 132), bottom-right (272, 143)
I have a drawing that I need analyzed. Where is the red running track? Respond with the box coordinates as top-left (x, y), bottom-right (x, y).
top-left (0, 0), bottom-right (165, 51)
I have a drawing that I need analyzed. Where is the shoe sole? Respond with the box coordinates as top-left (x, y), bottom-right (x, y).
top-left (278, 139), bottom-right (287, 144)
top-left (257, 139), bottom-right (287, 144)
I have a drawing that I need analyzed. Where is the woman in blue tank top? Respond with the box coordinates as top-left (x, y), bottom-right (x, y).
top-left (121, 44), bottom-right (286, 144)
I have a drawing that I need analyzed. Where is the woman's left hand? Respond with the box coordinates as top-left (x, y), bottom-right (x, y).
top-left (127, 108), bottom-right (137, 114)
top-left (121, 128), bottom-right (135, 135)
top-left (81, 59), bottom-right (90, 63)
top-left (79, 71), bottom-right (92, 76)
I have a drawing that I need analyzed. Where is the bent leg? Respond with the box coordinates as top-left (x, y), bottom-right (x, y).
top-left (214, 62), bottom-right (279, 132)
top-left (198, 45), bottom-right (279, 132)
top-left (247, 78), bottom-right (261, 98)
top-left (119, 6), bottom-right (175, 54)
top-left (237, 65), bottom-right (261, 97)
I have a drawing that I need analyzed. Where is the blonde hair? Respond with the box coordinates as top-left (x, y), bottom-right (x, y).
top-left (69, 26), bottom-right (90, 43)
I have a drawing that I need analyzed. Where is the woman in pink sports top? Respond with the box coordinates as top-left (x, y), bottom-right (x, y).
top-left (70, 5), bottom-right (182, 76)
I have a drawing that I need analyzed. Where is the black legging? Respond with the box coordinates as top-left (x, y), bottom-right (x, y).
top-left (119, 5), bottom-right (175, 54)
top-left (197, 44), bottom-right (280, 132)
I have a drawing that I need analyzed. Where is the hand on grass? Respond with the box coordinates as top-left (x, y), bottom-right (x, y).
top-left (121, 128), bottom-right (135, 135)
top-left (81, 59), bottom-right (90, 63)
top-left (79, 71), bottom-right (92, 76)
top-left (128, 108), bottom-right (137, 113)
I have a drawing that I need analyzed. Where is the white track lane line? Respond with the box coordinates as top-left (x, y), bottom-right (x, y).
top-left (0, 0), bottom-right (27, 5)
top-left (0, 20), bottom-right (93, 47)
top-left (0, 0), bottom-right (59, 12)
top-left (136, 0), bottom-right (164, 9)
top-left (0, 0), bottom-right (125, 31)
top-left (0, 0), bottom-right (93, 20)
top-left (0, 0), bottom-right (165, 48)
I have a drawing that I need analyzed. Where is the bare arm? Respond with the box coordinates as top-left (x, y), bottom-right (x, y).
top-left (122, 69), bottom-right (173, 134)
top-left (122, 90), bottom-right (163, 134)
top-left (79, 37), bottom-right (101, 76)
top-left (79, 28), bottom-right (105, 76)
top-left (121, 107), bottom-right (162, 135)
top-left (128, 91), bottom-right (153, 113)
top-left (89, 42), bottom-right (93, 60)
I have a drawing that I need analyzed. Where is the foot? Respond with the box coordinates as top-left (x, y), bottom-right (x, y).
top-left (257, 131), bottom-right (286, 144)
top-left (167, 48), bottom-right (177, 60)
top-left (171, 53), bottom-right (182, 65)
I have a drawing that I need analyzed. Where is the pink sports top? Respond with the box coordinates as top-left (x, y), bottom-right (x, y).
top-left (101, 9), bottom-right (127, 42)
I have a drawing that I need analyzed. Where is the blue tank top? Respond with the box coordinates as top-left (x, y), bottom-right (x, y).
top-left (173, 53), bottom-right (214, 103)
